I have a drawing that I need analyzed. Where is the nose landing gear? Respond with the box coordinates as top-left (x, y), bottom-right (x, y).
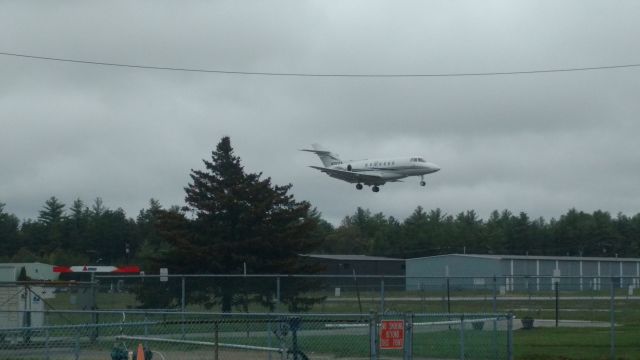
top-left (420, 175), bottom-right (426, 187)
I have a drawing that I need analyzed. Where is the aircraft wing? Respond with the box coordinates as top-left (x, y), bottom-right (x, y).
top-left (309, 166), bottom-right (386, 186)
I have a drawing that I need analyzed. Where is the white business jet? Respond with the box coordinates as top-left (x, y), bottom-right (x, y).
top-left (301, 144), bottom-right (440, 192)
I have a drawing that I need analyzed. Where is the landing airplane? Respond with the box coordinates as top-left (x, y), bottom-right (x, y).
top-left (301, 144), bottom-right (440, 192)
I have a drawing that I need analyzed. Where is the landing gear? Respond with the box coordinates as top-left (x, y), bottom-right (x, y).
top-left (372, 186), bottom-right (380, 193)
top-left (356, 183), bottom-right (363, 190)
top-left (420, 181), bottom-right (426, 187)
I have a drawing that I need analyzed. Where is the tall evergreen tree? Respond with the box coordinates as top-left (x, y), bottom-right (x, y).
top-left (150, 136), bottom-right (323, 311)
top-left (66, 198), bottom-right (90, 254)
top-left (36, 196), bottom-right (67, 253)
top-left (38, 197), bottom-right (66, 225)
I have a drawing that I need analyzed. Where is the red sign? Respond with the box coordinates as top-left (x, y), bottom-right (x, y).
top-left (380, 320), bottom-right (405, 350)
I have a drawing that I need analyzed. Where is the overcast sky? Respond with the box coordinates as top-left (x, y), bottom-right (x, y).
top-left (1, 1), bottom-right (639, 225)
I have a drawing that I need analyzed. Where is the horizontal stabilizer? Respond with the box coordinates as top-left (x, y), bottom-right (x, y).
top-left (300, 148), bottom-right (332, 155)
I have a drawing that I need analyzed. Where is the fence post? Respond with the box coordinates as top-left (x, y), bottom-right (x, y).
top-left (492, 276), bottom-right (497, 313)
top-left (369, 312), bottom-right (378, 360)
top-left (447, 278), bottom-right (451, 314)
top-left (555, 281), bottom-right (559, 328)
top-left (459, 314), bottom-right (465, 360)
top-left (74, 326), bottom-right (80, 360)
top-left (380, 278), bottom-right (385, 314)
top-left (507, 314), bottom-right (513, 360)
top-left (403, 313), bottom-right (413, 360)
top-left (446, 278), bottom-right (451, 330)
top-left (214, 321), bottom-right (219, 360)
top-left (276, 276), bottom-right (281, 312)
top-left (144, 312), bottom-right (149, 349)
top-left (90, 273), bottom-right (98, 342)
top-left (22, 286), bottom-right (32, 343)
top-left (610, 277), bottom-right (616, 360)
top-left (289, 317), bottom-right (301, 360)
top-left (181, 276), bottom-right (186, 311)
top-left (181, 276), bottom-right (186, 340)
top-left (45, 327), bottom-right (50, 360)
top-left (492, 275), bottom-right (498, 360)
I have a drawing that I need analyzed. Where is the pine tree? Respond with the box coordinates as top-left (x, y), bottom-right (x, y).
top-left (37, 197), bottom-right (66, 253)
top-left (151, 136), bottom-right (323, 311)
top-left (38, 197), bottom-right (66, 225)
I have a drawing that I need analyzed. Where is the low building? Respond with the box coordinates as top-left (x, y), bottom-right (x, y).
top-left (406, 254), bottom-right (640, 292)
top-left (0, 262), bottom-right (59, 282)
top-left (0, 262), bottom-right (59, 329)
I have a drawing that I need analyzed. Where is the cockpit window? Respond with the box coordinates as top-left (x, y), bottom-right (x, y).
top-left (418, 158), bottom-right (426, 162)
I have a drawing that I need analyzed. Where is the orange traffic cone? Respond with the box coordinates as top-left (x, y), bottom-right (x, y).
top-left (136, 343), bottom-right (145, 360)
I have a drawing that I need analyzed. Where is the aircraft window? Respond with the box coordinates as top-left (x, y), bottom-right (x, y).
top-left (418, 158), bottom-right (426, 162)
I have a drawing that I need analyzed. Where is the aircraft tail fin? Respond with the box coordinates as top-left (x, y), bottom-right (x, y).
top-left (300, 143), bottom-right (342, 167)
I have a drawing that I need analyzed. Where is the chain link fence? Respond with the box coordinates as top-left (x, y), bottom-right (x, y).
top-left (2, 274), bottom-right (640, 358)
top-left (0, 310), bottom-right (511, 360)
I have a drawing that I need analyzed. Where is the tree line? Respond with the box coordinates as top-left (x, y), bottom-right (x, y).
top-left (3, 196), bottom-right (640, 266)
top-left (317, 207), bottom-right (640, 258)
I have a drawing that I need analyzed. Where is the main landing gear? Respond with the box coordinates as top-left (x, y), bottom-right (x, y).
top-left (356, 183), bottom-right (380, 192)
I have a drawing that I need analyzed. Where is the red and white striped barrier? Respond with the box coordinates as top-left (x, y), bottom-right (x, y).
top-left (53, 265), bottom-right (140, 273)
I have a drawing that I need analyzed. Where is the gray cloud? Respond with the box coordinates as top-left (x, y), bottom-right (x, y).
top-left (1, 0), bottom-right (639, 224)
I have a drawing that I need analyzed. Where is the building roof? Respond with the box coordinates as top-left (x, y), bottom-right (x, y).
top-left (408, 254), bottom-right (640, 262)
top-left (302, 254), bottom-right (403, 262)
top-left (0, 262), bottom-right (53, 268)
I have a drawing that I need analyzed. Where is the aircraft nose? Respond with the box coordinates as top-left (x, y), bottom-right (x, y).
top-left (428, 163), bottom-right (440, 172)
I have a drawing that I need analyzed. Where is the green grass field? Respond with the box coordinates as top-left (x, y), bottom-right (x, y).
top-left (514, 326), bottom-right (640, 360)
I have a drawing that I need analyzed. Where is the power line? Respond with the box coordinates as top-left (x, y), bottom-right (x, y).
top-left (1, 51), bottom-right (640, 78)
